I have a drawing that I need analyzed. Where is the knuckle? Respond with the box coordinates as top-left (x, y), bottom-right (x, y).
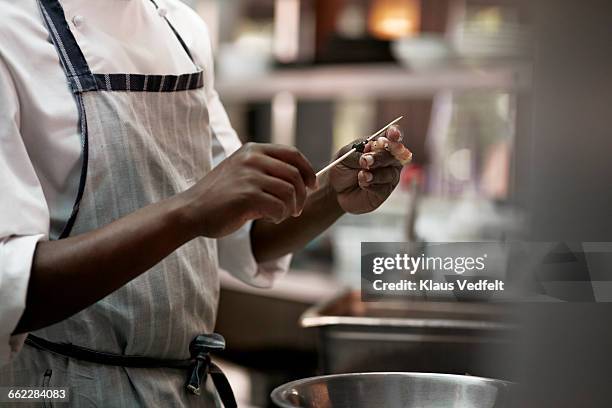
top-left (289, 146), bottom-right (304, 160)
top-left (380, 168), bottom-right (398, 184)
top-left (288, 166), bottom-right (302, 183)
top-left (240, 143), bottom-right (253, 156)
top-left (242, 188), bottom-right (259, 201)
top-left (242, 151), bottom-right (259, 166)
top-left (237, 191), bottom-right (253, 207)
top-left (243, 142), bottom-right (263, 156)
top-left (282, 183), bottom-right (296, 199)
top-left (378, 168), bottom-right (391, 181)
top-left (273, 202), bottom-right (287, 220)
top-left (378, 150), bottom-right (392, 160)
top-left (244, 173), bottom-right (259, 185)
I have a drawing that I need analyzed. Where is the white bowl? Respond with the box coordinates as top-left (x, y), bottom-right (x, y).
top-left (392, 34), bottom-right (453, 71)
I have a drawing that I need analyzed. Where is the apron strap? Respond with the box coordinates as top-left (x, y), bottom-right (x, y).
top-left (37, 0), bottom-right (92, 238)
top-left (37, 0), bottom-right (200, 96)
top-left (25, 334), bottom-right (238, 407)
top-left (209, 362), bottom-right (239, 408)
top-left (149, 0), bottom-right (199, 67)
top-left (24, 334), bottom-right (192, 368)
top-left (36, 0), bottom-right (97, 94)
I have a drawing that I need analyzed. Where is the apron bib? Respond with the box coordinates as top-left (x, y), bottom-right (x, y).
top-left (1, 1), bottom-right (223, 406)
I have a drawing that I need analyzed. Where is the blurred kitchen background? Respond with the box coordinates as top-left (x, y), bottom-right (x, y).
top-left (182, 0), bottom-right (533, 406)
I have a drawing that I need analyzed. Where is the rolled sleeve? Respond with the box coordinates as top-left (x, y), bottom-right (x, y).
top-left (217, 222), bottom-right (291, 288)
top-left (0, 235), bottom-right (43, 366)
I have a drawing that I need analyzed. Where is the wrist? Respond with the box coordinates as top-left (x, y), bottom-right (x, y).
top-left (317, 173), bottom-right (345, 218)
top-left (167, 190), bottom-right (202, 241)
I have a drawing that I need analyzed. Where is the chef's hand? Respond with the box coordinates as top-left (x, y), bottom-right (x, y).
top-left (329, 125), bottom-right (405, 214)
top-left (181, 143), bottom-right (317, 238)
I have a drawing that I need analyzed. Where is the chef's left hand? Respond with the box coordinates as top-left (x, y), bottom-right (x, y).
top-left (328, 125), bottom-right (406, 214)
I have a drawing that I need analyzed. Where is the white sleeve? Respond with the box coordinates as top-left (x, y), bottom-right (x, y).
top-left (197, 22), bottom-right (291, 288)
top-left (0, 57), bottom-right (49, 365)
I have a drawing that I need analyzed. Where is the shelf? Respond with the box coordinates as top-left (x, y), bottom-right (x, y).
top-left (216, 63), bottom-right (531, 101)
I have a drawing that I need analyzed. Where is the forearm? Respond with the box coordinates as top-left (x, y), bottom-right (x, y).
top-left (14, 195), bottom-right (194, 334)
top-left (251, 176), bottom-right (345, 263)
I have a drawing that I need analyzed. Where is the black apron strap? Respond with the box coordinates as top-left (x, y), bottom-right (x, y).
top-left (36, 0), bottom-right (92, 239)
top-left (25, 334), bottom-right (192, 369)
top-left (36, 0), bottom-right (97, 94)
top-left (148, 0), bottom-right (198, 66)
top-left (26, 334), bottom-right (238, 407)
top-left (209, 362), bottom-right (239, 408)
top-left (37, 0), bottom-right (199, 95)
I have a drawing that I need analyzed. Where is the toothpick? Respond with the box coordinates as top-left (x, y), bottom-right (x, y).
top-left (315, 116), bottom-right (404, 178)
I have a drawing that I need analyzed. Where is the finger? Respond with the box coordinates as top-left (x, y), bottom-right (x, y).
top-left (387, 139), bottom-right (413, 165)
top-left (362, 183), bottom-right (396, 200)
top-left (336, 150), bottom-right (362, 169)
top-left (357, 170), bottom-right (374, 189)
top-left (256, 174), bottom-right (301, 217)
top-left (250, 190), bottom-right (288, 224)
top-left (259, 144), bottom-right (317, 189)
top-left (373, 137), bottom-right (390, 151)
top-left (331, 139), bottom-right (372, 170)
top-left (359, 150), bottom-right (402, 170)
top-left (386, 125), bottom-right (402, 142)
top-left (249, 155), bottom-right (307, 214)
top-left (359, 167), bottom-right (400, 188)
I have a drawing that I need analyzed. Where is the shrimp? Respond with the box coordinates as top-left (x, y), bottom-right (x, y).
top-left (370, 137), bottom-right (389, 153)
top-left (368, 135), bottom-right (413, 165)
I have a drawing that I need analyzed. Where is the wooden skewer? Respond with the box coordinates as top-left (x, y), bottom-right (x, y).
top-left (315, 116), bottom-right (404, 178)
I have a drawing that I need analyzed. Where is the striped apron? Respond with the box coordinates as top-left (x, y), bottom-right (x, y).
top-left (0, 0), bottom-right (225, 406)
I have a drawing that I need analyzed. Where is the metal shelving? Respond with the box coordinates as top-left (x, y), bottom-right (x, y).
top-left (216, 62), bottom-right (531, 101)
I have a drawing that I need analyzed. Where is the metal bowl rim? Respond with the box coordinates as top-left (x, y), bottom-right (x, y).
top-left (271, 372), bottom-right (514, 407)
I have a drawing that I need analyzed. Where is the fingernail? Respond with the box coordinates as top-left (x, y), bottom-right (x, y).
top-left (363, 155), bottom-right (374, 168)
top-left (387, 125), bottom-right (402, 141)
top-left (391, 124), bottom-right (401, 133)
top-left (364, 172), bottom-right (374, 182)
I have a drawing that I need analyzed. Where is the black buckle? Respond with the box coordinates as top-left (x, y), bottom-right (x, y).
top-left (186, 334), bottom-right (237, 407)
top-left (186, 333), bottom-right (225, 395)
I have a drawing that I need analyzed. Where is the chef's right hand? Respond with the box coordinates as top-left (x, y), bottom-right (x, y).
top-left (180, 143), bottom-right (317, 238)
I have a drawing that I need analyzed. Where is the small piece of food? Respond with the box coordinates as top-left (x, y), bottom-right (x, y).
top-left (370, 137), bottom-right (389, 152)
top-left (385, 140), bottom-right (413, 165)
top-left (368, 135), bottom-right (413, 165)
top-left (384, 130), bottom-right (413, 164)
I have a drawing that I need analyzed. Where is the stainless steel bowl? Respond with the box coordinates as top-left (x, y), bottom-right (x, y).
top-left (271, 372), bottom-right (514, 408)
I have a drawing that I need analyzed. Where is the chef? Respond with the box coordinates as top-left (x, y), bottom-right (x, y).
top-left (0, 0), bottom-right (406, 406)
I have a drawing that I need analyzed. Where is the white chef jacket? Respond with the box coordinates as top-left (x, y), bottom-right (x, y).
top-left (0, 0), bottom-right (290, 366)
